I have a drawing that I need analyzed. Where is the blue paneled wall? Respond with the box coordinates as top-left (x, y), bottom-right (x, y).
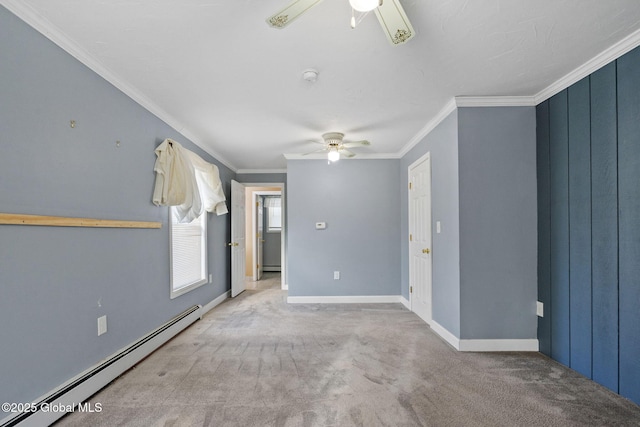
top-left (537, 46), bottom-right (640, 405)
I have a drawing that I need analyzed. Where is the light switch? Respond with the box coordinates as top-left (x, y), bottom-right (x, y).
top-left (436, 221), bottom-right (441, 234)
top-left (536, 301), bottom-right (544, 317)
top-left (98, 315), bottom-right (107, 336)
top-left (315, 222), bottom-right (327, 230)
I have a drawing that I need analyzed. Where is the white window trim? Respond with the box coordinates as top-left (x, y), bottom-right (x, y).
top-left (169, 207), bottom-right (208, 299)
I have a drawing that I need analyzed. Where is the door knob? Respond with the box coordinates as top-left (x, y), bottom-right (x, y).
top-left (422, 248), bottom-right (430, 254)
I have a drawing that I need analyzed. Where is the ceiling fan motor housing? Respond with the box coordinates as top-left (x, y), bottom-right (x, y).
top-left (322, 132), bottom-right (344, 147)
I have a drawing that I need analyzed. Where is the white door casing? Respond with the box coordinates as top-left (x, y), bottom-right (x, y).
top-left (409, 153), bottom-right (432, 324)
top-left (231, 180), bottom-right (246, 297)
top-left (255, 195), bottom-right (264, 281)
top-left (243, 184), bottom-right (287, 290)
top-left (251, 190), bottom-right (279, 281)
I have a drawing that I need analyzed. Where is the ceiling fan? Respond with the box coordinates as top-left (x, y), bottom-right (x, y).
top-left (304, 132), bottom-right (371, 162)
top-left (266, 0), bottom-right (415, 46)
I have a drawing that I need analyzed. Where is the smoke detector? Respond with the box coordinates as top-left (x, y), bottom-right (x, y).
top-left (302, 68), bottom-right (318, 82)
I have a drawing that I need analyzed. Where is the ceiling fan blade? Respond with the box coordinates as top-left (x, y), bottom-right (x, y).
top-left (266, 0), bottom-right (324, 29)
top-left (342, 140), bottom-right (371, 148)
top-left (374, 0), bottom-right (415, 46)
top-left (303, 147), bottom-right (328, 155)
top-left (340, 148), bottom-right (357, 158)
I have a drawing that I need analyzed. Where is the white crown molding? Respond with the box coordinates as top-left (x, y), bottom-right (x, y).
top-left (2, 0), bottom-right (238, 173)
top-left (398, 29), bottom-right (640, 159)
top-left (455, 96), bottom-right (536, 107)
top-left (283, 153), bottom-right (399, 160)
top-left (397, 98), bottom-right (457, 158)
top-left (534, 27), bottom-right (640, 104)
top-left (236, 169), bottom-right (287, 174)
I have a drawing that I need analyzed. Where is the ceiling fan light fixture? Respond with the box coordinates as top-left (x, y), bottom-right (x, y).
top-left (327, 149), bottom-right (340, 162)
top-left (349, 0), bottom-right (379, 12)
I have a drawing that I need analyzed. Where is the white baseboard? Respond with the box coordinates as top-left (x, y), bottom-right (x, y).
top-left (201, 290), bottom-right (230, 317)
top-left (400, 296), bottom-right (410, 310)
top-left (458, 339), bottom-right (539, 352)
top-left (430, 320), bottom-right (461, 350)
top-left (287, 295), bottom-right (403, 304)
top-left (428, 320), bottom-right (539, 352)
top-left (2, 306), bottom-right (201, 427)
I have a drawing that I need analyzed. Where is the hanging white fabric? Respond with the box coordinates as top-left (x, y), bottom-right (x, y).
top-left (152, 138), bottom-right (228, 223)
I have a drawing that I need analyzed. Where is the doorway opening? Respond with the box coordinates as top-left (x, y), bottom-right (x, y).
top-left (242, 183), bottom-right (286, 291)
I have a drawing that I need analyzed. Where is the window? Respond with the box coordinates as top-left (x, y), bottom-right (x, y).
top-left (265, 197), bottom-right (282, 232)
top-left (170, 206), bottom-right (207, 298)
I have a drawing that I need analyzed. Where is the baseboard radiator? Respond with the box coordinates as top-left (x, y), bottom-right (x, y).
top-left (1, 305), bottom-right (202, 427)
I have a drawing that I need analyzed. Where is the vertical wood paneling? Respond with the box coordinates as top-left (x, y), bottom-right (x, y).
top-left (536, 101), bottom-right (552, 357)
top-left (549, 90), bottom-right (571, 367)
top-left (590, 62), bottom-right (619, 392)
top-left (538, 45), bottom-right (640, 406)
top-left (568, 78), bottom-right (592, 377)
top-left (617, 46), bottom-right (640, 405)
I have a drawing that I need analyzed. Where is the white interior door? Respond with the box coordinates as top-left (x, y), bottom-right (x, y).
top-left (231, 180), bottom-right (246, 297)
top-left (409, 154), bottom-right (432, 324)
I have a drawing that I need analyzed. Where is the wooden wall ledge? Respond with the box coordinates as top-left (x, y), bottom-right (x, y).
top-left (0, 213), bottom-right (161, 229)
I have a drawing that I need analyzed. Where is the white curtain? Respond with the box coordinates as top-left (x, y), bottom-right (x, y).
top-left (152, 138), bottom-right (228, 223)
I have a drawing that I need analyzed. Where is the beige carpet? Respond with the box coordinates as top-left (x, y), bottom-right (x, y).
top-left (56, 273), bottom-right (640, 426)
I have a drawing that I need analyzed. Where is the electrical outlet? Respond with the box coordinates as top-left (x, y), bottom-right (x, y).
top-left (98, 315), bottom-right (107, 336)
top-left (334, 271), bottom-right (340, 280)
top-left (536, 301), bottom-right (544, 317)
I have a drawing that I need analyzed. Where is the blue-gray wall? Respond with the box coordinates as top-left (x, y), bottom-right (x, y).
top-left (287, 159), bottom-right (400, 296)
top-left (399, 107), bottom-right (537, 341)
top-left (400, 111), bottom-right (461, 337)
top-left (0, 6), bottom-right (233, 408)
top-left (458, 107), bottom-right (537, 340)
top-left (537, 45), bottom-right (640, 405)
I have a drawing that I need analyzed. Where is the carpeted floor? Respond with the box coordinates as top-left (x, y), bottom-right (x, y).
top-left (56, 273), bottom-right (640, 426)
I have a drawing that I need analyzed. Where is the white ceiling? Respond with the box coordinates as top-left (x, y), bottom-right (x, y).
top-left (5, 0), bottom-right (640, 171)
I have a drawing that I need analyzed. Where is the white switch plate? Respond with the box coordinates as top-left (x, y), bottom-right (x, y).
top-left (536, 301), bottom-right (544, 317)
top-left (98, 315), bottom-right (107, 336)
top-left (334, 271), bottom-right (340, 280)
top-left (209, 274), bottom-right (212, 283)
top-left (436, 221), bottom-right (441, 234)
top-left (316, 222), bottom-right (327, 230)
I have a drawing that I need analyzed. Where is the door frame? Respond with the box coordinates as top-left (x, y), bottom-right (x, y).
top-left (251, 190), bottom-right (281, 281)
top-left (243, 182), bottom-right (287, 290)
top-left (408, 152), bottom-right (433, 324)
top-left (231, 180), bottom-right (247, 298)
